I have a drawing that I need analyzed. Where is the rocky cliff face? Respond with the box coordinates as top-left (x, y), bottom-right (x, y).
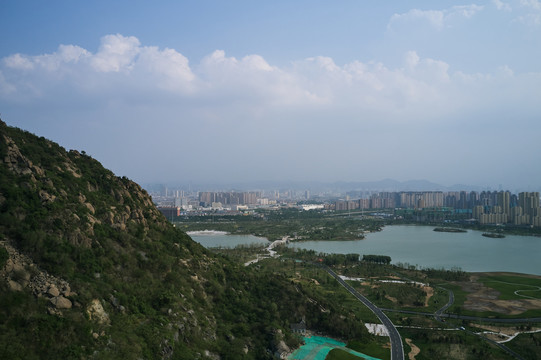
top-left (2, 124), bottom-right (166, 243)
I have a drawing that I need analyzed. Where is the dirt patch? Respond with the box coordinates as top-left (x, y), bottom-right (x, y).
top-left (458, 275), bottom-right (541, 315)
top-left (465, 298), bottom-right (541, 315)
top-left (424, 286), bottom-right (434, 307)
top-left (385, 294), bottom-right (398, 303)
top-left (405, 338), bottom-right (420, 360)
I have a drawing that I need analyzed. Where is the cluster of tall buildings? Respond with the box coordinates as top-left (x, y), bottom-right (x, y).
top-left (334, 191), bottom-right (541, 227)
top-left (473, 192), bottom-right (541, 226)
top-left (198, 191), bottom-right (261, 206)
top-left (335, 191), bottom-right (447, 210)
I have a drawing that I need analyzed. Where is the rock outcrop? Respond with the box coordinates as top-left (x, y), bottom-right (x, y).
top-left (1, 240), bottom-right (73, 310)
top-left (86, 299), bottom-right (110, 325)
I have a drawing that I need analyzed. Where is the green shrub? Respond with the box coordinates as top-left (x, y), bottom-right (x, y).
top-left (0, 247), bottom-right (8, 268)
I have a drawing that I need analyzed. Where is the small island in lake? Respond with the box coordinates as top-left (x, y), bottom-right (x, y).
top-left (482, 233), bottom-right (505, 238)
top-left (433, 227), bottom-right (467, 233)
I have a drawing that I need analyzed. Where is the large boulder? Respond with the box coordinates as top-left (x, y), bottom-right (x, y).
top-left (50, 295), bottom-right (73, 309)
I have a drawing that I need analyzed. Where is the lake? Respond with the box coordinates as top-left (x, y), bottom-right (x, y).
top-left (289, 225), bottom-right (541, 275)
top-left (188, 230), bottom-right (269, 248)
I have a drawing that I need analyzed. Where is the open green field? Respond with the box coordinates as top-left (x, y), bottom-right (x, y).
top-left (478, 274), bottom-right (541, 300)
top-left (345, 338), bottom-right (390, 360)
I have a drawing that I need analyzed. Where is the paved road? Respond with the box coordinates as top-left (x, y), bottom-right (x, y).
top-left (315, 263), bottom-right (404, 360)
top-left (434, 286), bottom-right (454, 322)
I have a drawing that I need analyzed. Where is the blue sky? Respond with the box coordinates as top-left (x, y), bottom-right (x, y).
top-left (1, 1), bottom-right (541, 190)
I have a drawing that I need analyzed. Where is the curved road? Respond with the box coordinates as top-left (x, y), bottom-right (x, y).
top-left (314, 263), bottom-right (404, 360)
top-left (434, 286), bottom-right (454, 322)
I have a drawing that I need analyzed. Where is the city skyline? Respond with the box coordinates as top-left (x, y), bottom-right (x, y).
top-left (152, 186), bottom-right (541, 227)
top-left (1, 1), bottom-right (540, 189)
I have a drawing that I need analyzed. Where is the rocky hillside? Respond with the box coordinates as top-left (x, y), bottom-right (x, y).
top-left (0, 120), bottom-right (368, 359)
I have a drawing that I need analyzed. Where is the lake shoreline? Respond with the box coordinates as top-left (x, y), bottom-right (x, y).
top-left (290, 224), bottom-right (541, 276)
top-left (186, 230), bottom-right (230, 236)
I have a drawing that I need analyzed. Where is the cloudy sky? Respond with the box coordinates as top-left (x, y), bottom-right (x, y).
top-left (1, 1), bottom-right (540, 190)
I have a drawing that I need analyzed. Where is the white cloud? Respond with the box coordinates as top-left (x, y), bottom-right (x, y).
top-left (521, 0), bottom-right (541, 10)
top-left (388, 9), bottom-right (445, 30)
top-left (404, 51), bottom-right (420, 70)
top-left (198, 50), bottom-right (320, 108)
top-left (135, 46), bottom-right (195, 92)
top-left (515, 0), bottom-right (541, 26)
top-left (1, 34), bottom-right (540, 187)
top-left (388, 4), bottom-right (484, 31)
top-left (57, 45), bottom-right (91, 63)
top-left (493, 0), bottom-right (512, 11)
top-left (451, 4), bottom-right (484, 18)
top-left (91, 34), bottom-right (141, 72)
top-left (0, 34), bottom-right (536, 121)
top-left (4, 53), bottom-right (34, 70)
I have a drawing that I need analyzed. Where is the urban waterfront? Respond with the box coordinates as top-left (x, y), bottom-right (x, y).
top-left (290, 225), bottom-right (541, 276)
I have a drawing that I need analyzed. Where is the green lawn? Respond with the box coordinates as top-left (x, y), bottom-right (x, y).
top-left (479, 275), bottom-right (541, 300)
top-left (346, 338), bottom-right (390, 360)
top-left (326, 349), bottom-right (364, 360)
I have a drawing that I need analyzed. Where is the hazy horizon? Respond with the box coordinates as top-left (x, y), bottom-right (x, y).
top-left (2, 1), bottom-right (540, 190)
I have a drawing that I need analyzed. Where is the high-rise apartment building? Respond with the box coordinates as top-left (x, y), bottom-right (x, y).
top-left (497, 191), bottom-right (511, 217)
top-left (198, 191), bottom-right (261, 206)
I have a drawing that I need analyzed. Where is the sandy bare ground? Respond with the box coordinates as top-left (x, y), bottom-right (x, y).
top-left (405, 338), bottom-right (420, 360)
top-left (458, 273), bottom-right (541, 315)
top-left (424, 286), bottom-right (434, 307)
top-left (481, 332), bottom-right (510, 342)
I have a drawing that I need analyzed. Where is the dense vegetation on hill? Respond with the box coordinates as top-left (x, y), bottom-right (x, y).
top-left (0, 120), bottom-right (370, 359)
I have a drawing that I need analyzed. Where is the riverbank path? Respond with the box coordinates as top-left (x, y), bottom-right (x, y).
top-left (244, 236), bottom-right (289, 266)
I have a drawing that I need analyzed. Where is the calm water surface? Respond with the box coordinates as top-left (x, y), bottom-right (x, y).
top-left (189, 231), bottom-right (269, 248)
top-left (290, 225), bottom-right (541, 275)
